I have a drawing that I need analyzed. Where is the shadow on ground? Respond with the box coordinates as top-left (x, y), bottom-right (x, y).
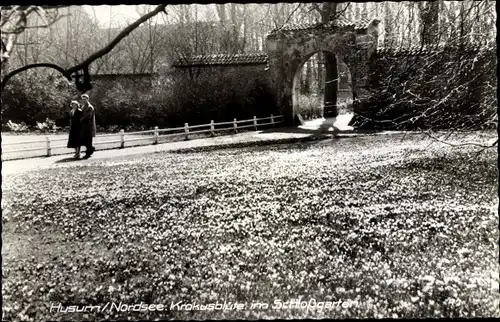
top-left (257, 114), bottom-right (389, 136)
top-left (258, 126), bottom-right (323, 135)
top-left (55, 157), bottom-right (82, 163)
top-left (169, 134), bottom-right (334, 154)
top-left (257, 125), bottom-right (388, 136)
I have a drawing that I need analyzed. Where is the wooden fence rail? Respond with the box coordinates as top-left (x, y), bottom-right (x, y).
top-left (2, 114), bottom-right (284, 160)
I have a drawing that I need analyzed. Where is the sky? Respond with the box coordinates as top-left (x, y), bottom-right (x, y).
top-left (83, 4), bottom-right (216, 28)
top-left (83, 5), bottom-right (143, 27)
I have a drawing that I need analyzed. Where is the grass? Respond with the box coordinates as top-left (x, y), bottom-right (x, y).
top-left (2, 132), bottom-right (499, 321)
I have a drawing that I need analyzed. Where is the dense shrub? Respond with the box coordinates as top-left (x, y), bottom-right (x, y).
top-left (168, 66), bottom-right (278, 126)
top-left (296, 93), bottom-right (323, 120)
top-left (2, 71), bottom-right (78, 128)
top-left (350, 44), bottom-right (497, 130)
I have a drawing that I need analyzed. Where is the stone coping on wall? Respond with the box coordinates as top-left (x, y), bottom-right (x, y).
top-left (268, 17), bottom-right (375, 36)
top-left (376, 43), bottom-right (495, 57)
top-left (172, 53), bottom-right (269, 68)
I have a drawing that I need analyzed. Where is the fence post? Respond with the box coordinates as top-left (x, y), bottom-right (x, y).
top-left (233, 118), bottom-right (237, 133)
top-left (46, 136), bottom-right (51, 157)
top-left (210, 120), bottom-right (215, 137)
top-left (253, 116), bottom-right (257, 131)
top-left (120, 129), bottom-right (125, 148)
top-left (271, 114), bottom-right (274, 127)
top-left (154, 126), bottom-right (159, 145)
top-left (184, 123), bottom-right (189, 140)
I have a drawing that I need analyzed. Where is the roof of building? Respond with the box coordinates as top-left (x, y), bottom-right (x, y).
top-left (376, 43), bottom-right (492, 56)
top-left (90, 73), bottom-right (158, 78)
top-left (172, 53), bottom-right (269, 67)
top-left (269, 17), bottom-right (376, 36)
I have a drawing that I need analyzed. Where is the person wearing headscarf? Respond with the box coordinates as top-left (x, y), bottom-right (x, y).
top-left (80, 93), bottom-right (97, 158)
top-left (67, 100), bottom-right (83, 159)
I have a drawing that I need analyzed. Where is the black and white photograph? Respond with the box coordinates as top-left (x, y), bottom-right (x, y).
top-left (1, 1), bottom-right (498, 321)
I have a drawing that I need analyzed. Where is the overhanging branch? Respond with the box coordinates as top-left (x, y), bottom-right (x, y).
top-left (1, 63), bottom-right (70, 91)
top-left (65, 4), bottom-right (167, 75)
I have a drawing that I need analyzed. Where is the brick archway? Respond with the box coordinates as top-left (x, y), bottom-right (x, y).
top-left (266, 18), bottom-right (380, 125)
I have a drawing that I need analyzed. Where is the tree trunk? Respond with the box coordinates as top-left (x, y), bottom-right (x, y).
top-left (355, 3), bottom-right (361, 21)
top-left (230, 4), bottom-right (238, 53)
top-left (311, 55), bottom-right (317, 91)
top-left (407, 2), bottom-right (415, 47)
top-left (362, 3), bottom-right (368, 20)
top-left (304, 59), bottom-right (311, 95)
top-left (323, 51), bottom-right (338, 117)
top-left (459, 1), bottom-right (465, 44)
top-left (317, 53), bottom-right (324, 95)
top-left (419, 1), bottom-right (439, 46)
top-left (384, 2), bottom-right (393, 47)
top-left (242, 9), bottom-right (247, 52)
top-left (321, 2), bottom-right (339, 117)
top-left (216, 4), bottom-right (230, 53)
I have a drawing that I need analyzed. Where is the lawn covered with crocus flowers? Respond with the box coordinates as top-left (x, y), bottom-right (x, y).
top-left (2, 132), bottom-right (499, 321)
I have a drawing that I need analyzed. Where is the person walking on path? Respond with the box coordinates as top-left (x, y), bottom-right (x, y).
top-left (80, 94), bottom-right (96, 159)
top-left (67, 100), bottom-right (83, 159)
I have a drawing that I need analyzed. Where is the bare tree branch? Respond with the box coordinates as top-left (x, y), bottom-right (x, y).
top-left (327, 2), bottom-right (350, 22)
top-left (1, 63), bottom-right (71, 89)
top-left (65, 4), bottom-right (167, 75)
top-left (280, 3), bottom-right (302, 28)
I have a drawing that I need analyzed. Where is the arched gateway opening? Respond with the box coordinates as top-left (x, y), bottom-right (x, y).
top-left (266, 17), bottom-right (381, 125)
top-left (292, 51), bottom-right (354, 121)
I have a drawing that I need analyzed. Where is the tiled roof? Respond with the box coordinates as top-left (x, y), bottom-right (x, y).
top-left (91, 73), bottom-right (157, 77)
top-left (269, 17), bottom-right (376, 35)
top-left (172, 53), bottom-right (269, 67)
top-left (355, 17), bottom-right (377, 30)
top-left (376, 46), bottom-right (440, 56)
top-left (376, 43), bottom-right (490, 57)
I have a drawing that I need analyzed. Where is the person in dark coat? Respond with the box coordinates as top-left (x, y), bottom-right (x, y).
top-left (67, 100), bottom-right (83, 159)
top-left (80, 94), bottom-right (96, 159)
